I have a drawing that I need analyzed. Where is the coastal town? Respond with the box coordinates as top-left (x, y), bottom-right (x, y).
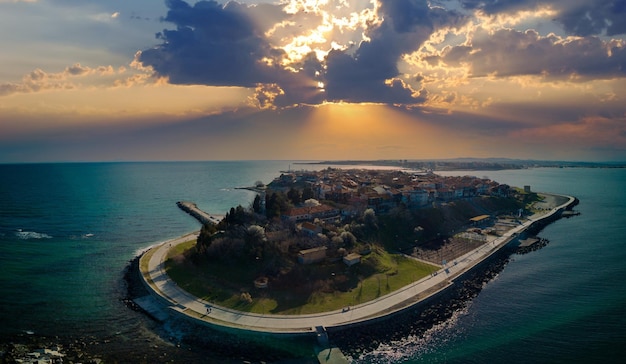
top-left (266, 167), bottom-right (516, 220)
top-left (253, 167), bottom-right (528, 264)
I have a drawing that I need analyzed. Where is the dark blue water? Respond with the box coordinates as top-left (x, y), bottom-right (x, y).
top-left (1, 163), bottom-right (624, 363)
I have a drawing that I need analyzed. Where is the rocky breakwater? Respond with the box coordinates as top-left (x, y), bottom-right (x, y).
top-left (177, 201), bottom-right (212, 225)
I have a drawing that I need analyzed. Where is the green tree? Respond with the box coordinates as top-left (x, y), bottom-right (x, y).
top-left (196, 222), bottom-right (218, 255)
top-left (245, 225), bottom-right (267, 259)
top-left (302, 186), bottom-right (315, 201)
top-left (265, 191), bottom-right (291, 219)
top-left (363, 208), bottom-right (378, 229)
top-left (252, 194), bottom-right (262, 213)
top-left (287, 188), bottom-right (301, 205)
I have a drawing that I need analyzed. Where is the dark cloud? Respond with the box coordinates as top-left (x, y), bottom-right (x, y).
top-left (139, 0), bottom-right (289, 87)
top-left (454, 0), bottom-right (626, 36)
top-left (456, 0), bottom-right (535, 14)
top-left (441, 29), bottom-right (626, 80)
top-left (557, 0), bottom-right (626, 36)
top-left (323, 0), bottom-right (465, 104)
top-left (140, 0), bottom-right (327, 107)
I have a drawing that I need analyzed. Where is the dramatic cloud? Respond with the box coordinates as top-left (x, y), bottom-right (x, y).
top-left (455, 0), bottom-right (626, 36)
top-left (139, 0), bottom-right (469, 107)
top-left (440, 28), bottom-right (626, 80)
top-left (140, 0), bottom-right (289, 86)
top-left (321, 0), bottom-right (465, 104)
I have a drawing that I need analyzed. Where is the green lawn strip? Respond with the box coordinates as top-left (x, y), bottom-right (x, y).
top-left (164, 242), bottom-right (438, 315)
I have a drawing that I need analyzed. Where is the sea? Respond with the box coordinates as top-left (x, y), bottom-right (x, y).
top-left (0, 162), bottom-right (624, 363)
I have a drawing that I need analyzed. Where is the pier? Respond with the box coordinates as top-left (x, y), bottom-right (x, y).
top-left (176, 201), bottom-right (221, 225)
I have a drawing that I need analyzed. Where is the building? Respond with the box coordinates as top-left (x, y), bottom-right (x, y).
top-left (298, 247), bottom-right (327, 264)
top-left (300, 222), bottom-right (322, 236)
top-left (282, 204), bottom-right (340, 222)
top-left (469, 214), bottom-right (492, 227)
top-left (343, 253), bottom-right (362, 267)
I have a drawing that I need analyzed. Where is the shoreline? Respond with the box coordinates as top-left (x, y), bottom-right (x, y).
top-left (135, 193), bottom-right (577, 336)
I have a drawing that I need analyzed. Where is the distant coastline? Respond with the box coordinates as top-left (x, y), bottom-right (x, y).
top-left (298, 158), bottom-right (626, 171)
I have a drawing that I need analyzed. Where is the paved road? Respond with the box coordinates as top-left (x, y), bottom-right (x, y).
top-left (140, 195), bottom-right (575, 334)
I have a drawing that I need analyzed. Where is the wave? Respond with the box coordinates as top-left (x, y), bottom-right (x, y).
top-left (15, 230), bottom-right (53, 240)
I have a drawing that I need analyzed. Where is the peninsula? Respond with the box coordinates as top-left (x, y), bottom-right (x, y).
top-left (136, 168), bottom-right (577, 337)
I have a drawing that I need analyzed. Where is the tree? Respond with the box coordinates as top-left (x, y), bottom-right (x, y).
top-left (196, 222), bottom-right (218, 255)
top-left (266, 192), bottom-right (281, 218)
top-left (245, 225), bottom-right (267, 259)
top-left (287, 188), bottom-right (301, 205)
top-left (340, 231), bottom-right (357, 248)
top-left (265, 191), bottom-right (291, 219)
top-left (252, 194), bottom-right (262, 213)
top-left (302, 186), bottom-right (315, 201)
top-left (304, 198), bottom-right (320, 207)
top-left (363, 208), bottom-right (378, 228)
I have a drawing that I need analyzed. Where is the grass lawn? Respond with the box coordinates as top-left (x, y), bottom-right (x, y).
top-left (164, 241), bottom-right (438, 315)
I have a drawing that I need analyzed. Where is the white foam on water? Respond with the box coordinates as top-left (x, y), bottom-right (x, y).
top-left (15, 230), bottom-right (53, 240)
top-left (352, 304), bottom-right (472, 363)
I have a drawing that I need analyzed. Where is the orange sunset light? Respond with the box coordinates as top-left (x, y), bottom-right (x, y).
top-left (294, 103), bottom-right (473, 159)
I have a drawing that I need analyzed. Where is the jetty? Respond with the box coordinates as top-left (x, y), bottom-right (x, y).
top-left (176, 201), bottom-right (221, 225)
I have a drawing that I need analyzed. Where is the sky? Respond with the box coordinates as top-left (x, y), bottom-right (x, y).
top-left (1, 0), bottom-right (625, 163)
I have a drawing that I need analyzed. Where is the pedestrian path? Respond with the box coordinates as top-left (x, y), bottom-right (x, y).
top-left (139, 195), bottom-right (576, 335)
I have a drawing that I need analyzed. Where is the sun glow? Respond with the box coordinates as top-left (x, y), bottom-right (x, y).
top-left (290, 103), bottom-right (474, 159)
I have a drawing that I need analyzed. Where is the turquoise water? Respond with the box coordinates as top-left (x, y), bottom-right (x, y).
top-left (1, 163), bottom-right (625, 362)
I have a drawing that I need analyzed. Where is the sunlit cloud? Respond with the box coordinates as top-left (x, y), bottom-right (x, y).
top-left (0, 63), bottom-right (142, 97)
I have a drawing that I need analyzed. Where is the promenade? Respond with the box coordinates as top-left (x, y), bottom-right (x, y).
top-left (138, 194), bottom-right (576, 335)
